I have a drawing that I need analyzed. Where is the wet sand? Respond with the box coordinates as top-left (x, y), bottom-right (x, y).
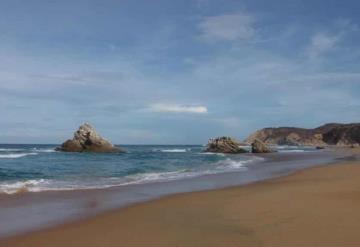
top-left (2, 158), bottom-right (360, 247)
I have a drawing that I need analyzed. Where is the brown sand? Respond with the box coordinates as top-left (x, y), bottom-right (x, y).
top-left (1, 161), bottom-right (360, 247)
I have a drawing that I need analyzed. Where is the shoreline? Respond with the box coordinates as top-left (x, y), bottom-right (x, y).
top-left (0, 150), bottom-right (349, 238)
top-left (1, 157), bottom-right (360, 246)
top-left (0, 149), bottom-right (358, 245)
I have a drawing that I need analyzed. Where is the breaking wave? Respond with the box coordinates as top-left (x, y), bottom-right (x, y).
top-left (154, 148), bottom-right (189, 153)
top-left (0, 155), bottom-right (264, 194)
top-left (0, 153), bottom-right (38, 159)
top-left (31, 148), bottom-right (57, 153)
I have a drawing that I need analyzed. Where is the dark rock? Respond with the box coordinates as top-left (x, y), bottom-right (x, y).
top-left (57, 139), bottom-right (83, 152)
top-left (251, 139), bottom-right (272, 153)
top-left (322, 124), bottom-right (360, 146)
top-left (56, 123), bottom-right (124, 153)
top-left (205, 136), bottom-right (247, 154)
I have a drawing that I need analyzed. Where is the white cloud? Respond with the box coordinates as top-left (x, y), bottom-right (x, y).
top-left (148, 103), bottom-right (208, 114)
top-left (198, 13), bottom-right (255, 42)
top-left (306, 32), bottom-right (340, 58)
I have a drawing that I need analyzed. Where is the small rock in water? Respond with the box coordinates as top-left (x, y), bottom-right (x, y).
top-left (56, 123), bottom-right (124, 153)
top-left (205, 136), bottom-right (247, 154)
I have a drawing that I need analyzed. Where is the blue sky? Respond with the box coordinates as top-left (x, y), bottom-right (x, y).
top-left (0, 0), bottom-right (359, 144)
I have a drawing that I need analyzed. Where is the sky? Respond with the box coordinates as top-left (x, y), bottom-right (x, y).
top-left (0, 0), bottom-right (359, 144)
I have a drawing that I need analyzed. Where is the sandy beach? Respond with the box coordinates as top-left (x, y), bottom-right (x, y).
top-left (1, 156), bottom-right (360, 247)
top-left (1, 0), bottom-right (359, 245)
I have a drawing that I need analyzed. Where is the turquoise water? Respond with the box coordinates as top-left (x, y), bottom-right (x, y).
top-left (0, 144), bottom-right (314, 194)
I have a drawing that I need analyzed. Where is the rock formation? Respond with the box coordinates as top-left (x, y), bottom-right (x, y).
top-left (205, 136), bottom-right (247, 153)
top-left (251, 139), bottom-right (272, 153)
top-left (245, 123), bottom-right (360, 147)
top-left (56, 123), bottom-right (124, 153)
top-left (322, 124), bottom-right (360, 146)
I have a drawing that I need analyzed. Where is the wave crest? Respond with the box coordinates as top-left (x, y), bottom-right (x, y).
top-left (0, 179), bottom-right (47, 194)
top-left (0, 153), bottom-right (265, 194)
top-left (155, 149), bottom-right (189, 153)
top-left (0, 153), bottom-right (38, 159)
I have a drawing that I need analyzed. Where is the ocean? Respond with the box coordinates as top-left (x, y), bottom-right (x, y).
top-left (0, 144), bottom-right (349, 237)
top-left (0, 144), bottom-right (315, 194)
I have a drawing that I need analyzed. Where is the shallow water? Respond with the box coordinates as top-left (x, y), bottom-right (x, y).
top-left (0, 144), bottom-right (311, 194)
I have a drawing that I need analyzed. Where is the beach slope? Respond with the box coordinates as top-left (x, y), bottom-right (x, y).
top-left (2, 161), bottom-right (360, 247)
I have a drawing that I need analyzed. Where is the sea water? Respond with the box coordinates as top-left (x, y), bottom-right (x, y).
top-left (0, 144), bottom-right (315, 194)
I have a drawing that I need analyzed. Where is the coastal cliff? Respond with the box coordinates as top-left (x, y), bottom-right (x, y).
top-left (245, 123), bottom-right (360, 146)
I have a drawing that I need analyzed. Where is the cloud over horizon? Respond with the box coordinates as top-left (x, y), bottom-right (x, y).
top-left (148, 104), bottom-right (208, 114)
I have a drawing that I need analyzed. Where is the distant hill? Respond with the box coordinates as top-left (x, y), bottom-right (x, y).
top-left (244, 123), bottom-right (360, 146)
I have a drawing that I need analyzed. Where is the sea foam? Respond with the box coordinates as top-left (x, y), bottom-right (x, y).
top-left (32, 148), bottom-right (57, 153)
top-left (0, 179), bottom-right (47, 194)
top-left (0, 156), bottom-right (263, 194)
top-left (159, 149), bottom-right (188, 153)
top-left (0, 153), bottom-right (38, 159)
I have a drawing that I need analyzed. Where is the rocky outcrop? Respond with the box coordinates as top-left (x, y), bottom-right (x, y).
top-left (56, 123), bottom-right (124, 153)
top-left (245, 127), bottom-right (325, 146)
top-left (322, 124), bottom-right (360, 146)
top-left (245, 123), bottom-right (360, 147)
top-left (251, 139), bottom-right (272, 153)
top-left (205, 136), bottom-right (247, 153)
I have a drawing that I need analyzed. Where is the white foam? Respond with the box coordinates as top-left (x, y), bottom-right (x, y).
top-left (0, 179), bottom-right (109, 194)
top-left (0, 153), bottom-right (38, 159)
top-left (0, 156), bottom-right (265, 194)
top-left (0, 170), bottom-right (203, 194)
top-left (200, 152), bottom-right (226, 156)
top-left (276, 145), bottom-right (300, 149)
top-left (32, 148), bottom-right (56, 153)
top-left (216, 156), bottom-right (264, 170)
top-left (160, 149), bottom-right (188, 153)
top-left (278, 149), bottom-right (306, 153)
top-left (220, 158), bottom-right (246, 169)
top-left (126, 157), bottom-right (264, 184)
top-left (126, 169), bottom-right (196, 183)
top-left (0, 179), bottom-right (48, 194)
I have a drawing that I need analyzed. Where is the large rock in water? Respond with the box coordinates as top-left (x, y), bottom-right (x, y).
top-left (56, 123), bottom-right (123, 153)
top-left (251, 139), bottom-right (272, 153)
top-left (244, 123), bottom-right (360, 147)
top-left (205, 136), bottom-right (247, 154)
